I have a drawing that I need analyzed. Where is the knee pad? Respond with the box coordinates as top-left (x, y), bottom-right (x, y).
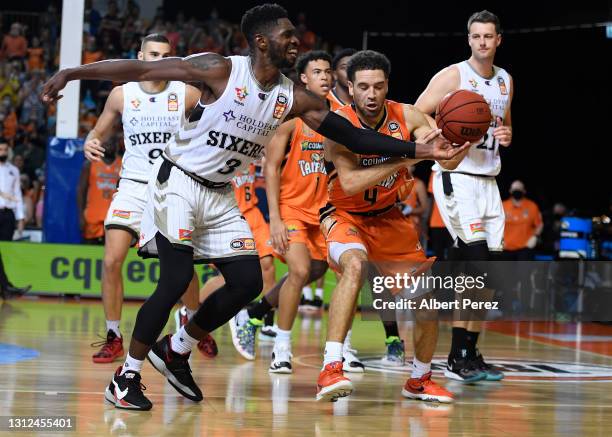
top-left (222, 258), bottom-right (263, 301)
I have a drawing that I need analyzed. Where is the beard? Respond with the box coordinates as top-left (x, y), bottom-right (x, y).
top-left (268, 41), bottom-right (293, 69)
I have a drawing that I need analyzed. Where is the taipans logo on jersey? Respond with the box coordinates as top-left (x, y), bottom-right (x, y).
top-left (131, 98), bottom-right (141, 109)
top-left (230, 238), bottom-right (255, 250)
top-left (112, 210), bottom-right (131, 219)
top-left (470, 222), bottom-right (484, 234)
top-left (179, 229), bottom-right (192, 241)
top-left (273, 94), bottom-right (289, 119)
top-left (497, 77), bottom-right (508, 95)
top-left (469, 78), bottom-right (478, 89)
top-left (301, 140), bottom-right (324, 151)
top-left (235, 86), bottom-right (249, 101)
top-left (167, 92), bottom-right (179, 111)
top-left (298, 152), bottom-right (327, 177)
top-left (232, 172), bottom-right (255, 188)
top-left (387, 121), bottom-right (403, 139)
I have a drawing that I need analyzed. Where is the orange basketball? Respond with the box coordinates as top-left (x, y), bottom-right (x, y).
top-left (435, 90), bottom-right (492, 144)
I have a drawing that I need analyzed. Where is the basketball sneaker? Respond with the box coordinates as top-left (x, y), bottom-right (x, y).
top-left (229, 309), bottom-right (261, 360)
top-left (471, 349), bottom-right (504, 381)
top-left (316, 361), bottom-right (353, 402)
top-left (147, 334), bottom-right (203, 402)
top-left (401, 372), bottom-right (453, 403)
top-left (175, 306), bottom-right (218, 359)
top-left (381, 336), bottom-right (405, 367)
top-left (104, 366), bottom-right (152, 411)
top-left (312, 296), bottom-right (324, 312)
top-left (92, 330), bottom-right (124, 364)
top-left (259, 324), bottom-right (277, 342)
top-left (444, 354), bottom-right (487, 383)
top-left (342, 347), bottom-right (365, 373)
top-left (269, 343), bottom-right (292, 374)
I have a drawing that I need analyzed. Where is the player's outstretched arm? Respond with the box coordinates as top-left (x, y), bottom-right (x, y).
top-left (84, 86), bottom-right (123, 162)
top-left (290, 85), bottom-right (468, 161)
top-left (42, 53), bottom-right (230, 103)
top-left (414, 66), bottom-right (459, 115)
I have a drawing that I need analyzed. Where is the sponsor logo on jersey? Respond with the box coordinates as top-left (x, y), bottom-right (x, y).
top-left (205, 130), bottom-right (265, 159)
top-left (128, 132), bottom-right (173, 146)
top-left (179, 229), bottom-right (192, 241)
top-left (167, 92), bottom-right (178, 111)
top-left (497, 77), bottom-right (508, 95)
top-left (230, 238), bottom-right (255, 250)
top-left (235, 86), bottom-right (249, 102)
top-left (149, 96), bottom-right (156, 102)
top-left (131, 98), bottom-right (141, 109)
top-left (223, 110), bottom-right (237, 122)
top-left (273, 94), bottom-right (289, 119)
top-left (112, 210), bottom-right (131, 219)
top-left (387, 121), bottom-right (403, 139)
top-left (298, 152), bottom-right (327, 177)
top-left (236, 114), bottom-right (279, 137)
top-left (470, 222), bottom-right (484, 234)
top-left (232, 172), bottom-right (255, 188)
top-left (300, 140), bottom-right (324, 151)
top-left (469, 78), bottom-right (478, 89)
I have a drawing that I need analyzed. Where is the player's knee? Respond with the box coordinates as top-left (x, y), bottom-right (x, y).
top-left (103, 253), bottom-right (123, 274)
top-left (308, 260), bottom-right (328, 283)
top-left (340, 253), bottom-right (366, 282)
top-left (225, 259), bottom-right (263, 301)
top-left (288, 263), bottom-right (310, 286)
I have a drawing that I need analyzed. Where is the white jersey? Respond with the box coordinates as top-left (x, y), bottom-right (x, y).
top-left (121, 81), bottom-right (186, 181)
top-left (433, 60), bottom-right (511, 176)
top-left (163, 56), bottom-right (294, 183)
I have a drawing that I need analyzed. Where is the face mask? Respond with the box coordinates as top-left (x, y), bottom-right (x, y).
top-left (511, 190), bottom-right (524, 200)
top-left (0, 155), bottom-right (8, 162)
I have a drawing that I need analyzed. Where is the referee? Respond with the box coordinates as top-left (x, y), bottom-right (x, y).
top-left (0, 137), bottom-right (30, 299)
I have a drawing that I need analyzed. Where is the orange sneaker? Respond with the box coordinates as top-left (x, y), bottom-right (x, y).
top-left (316, 361), bottom-right (353, 402)
top-left (92, 330), bottom-right (124, 364)
top-left (401, 372), bottom-right (453, 403)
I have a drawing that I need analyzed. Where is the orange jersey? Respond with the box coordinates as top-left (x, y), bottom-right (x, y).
top-left (232, 164), bottom-right (258, 213)
top-left (279, 118), bottom-right (328, 224)
top-left (327, 100), bottom-right (410, 213)
top-left (427, 172), bottom-right (445, 228)
top-left (327, 91), bottom-right (347, 112)
top-left (84, 158), bottom-right (121, 224)
top-left (503, 198), bottom-right (542, 251)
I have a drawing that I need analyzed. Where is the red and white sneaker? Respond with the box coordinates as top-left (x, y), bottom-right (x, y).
top-left (92, 330), bottom-right (124, 364)
top-left (316, 361), bottom-right (353, 402)
top-left (401, 372), bottom-right (453, 403)
top-left (197, 334), bottom-right (218, 358)
top-left (174, 306), bottom-right (189, 331)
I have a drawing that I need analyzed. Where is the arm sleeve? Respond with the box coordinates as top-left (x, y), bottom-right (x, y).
top-left (316, 111), bottom-right (416, 158)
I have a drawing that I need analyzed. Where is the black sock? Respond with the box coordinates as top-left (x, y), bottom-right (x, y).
top-left (465, 330), bottom-right (480, 358)
top-left (247, 297), bottom-right (272, 320)
top-left (449, 327), bottom-right (468, 360)
top-left (383, 321), bottom-right (399, 339)
top-left (263, 309), bottom-right (275, 326)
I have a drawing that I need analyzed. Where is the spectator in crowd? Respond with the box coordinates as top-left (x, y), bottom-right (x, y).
top-left (1, 23), bottom-right (28, 62)
top-left (27, 37), bottom-right (45, 72)
top-left (503, 180), bottom-right (543, 260)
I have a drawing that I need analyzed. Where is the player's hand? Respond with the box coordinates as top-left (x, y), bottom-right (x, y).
top-left (270, 217), bottom-right (290, 254)
top-left (84, 138), bottom-right (105, 162)
top-left (41, 70), bottom-right (69, 103)
top-left (430, 132), bottom-right (471, 160)
top-left (526, 235), bottom-right (537, 249)
top-left (493, 116), bottom-right (512, 146)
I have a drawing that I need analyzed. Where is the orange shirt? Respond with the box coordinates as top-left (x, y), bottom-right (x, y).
top-left (427, 172), bottom-right (445, 228)
top-left (327, 100), bottom-right (410, 213)
top-left (279, 117), bottom-right (328, 224)
top-left (2, 35), bottom-right (27, 58)
top-left (27, 47), bottom-right (44, 70)
top-left (83, 50), bottom-right (104, 65)
top-left (3, 110), bottom-right (17, 140)
top-left (84, 158), bottom-right (121, 224)
top-left (327, 91), bottom-right (346, 112)
top-left (232, 164), bottom-right (258, 213)
top-left (503, 198), bottom-right (542, 251)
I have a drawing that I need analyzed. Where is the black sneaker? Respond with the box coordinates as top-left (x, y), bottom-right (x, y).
top-left (104, 366), bottom-right (152, 411)
top-left (444, 354), bottom-right (487, 383)
top-left (471, 349), bottom-right (504, 381)
top-left (147, 334), bottom-right (203, 402)
top-left (312, 296), bottom-right (324, 310)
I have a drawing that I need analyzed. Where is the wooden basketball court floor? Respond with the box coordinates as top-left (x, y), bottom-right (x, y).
top-left (1, 297), bottom-right (612, 436)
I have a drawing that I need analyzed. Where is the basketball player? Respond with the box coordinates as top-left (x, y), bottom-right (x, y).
top-left (43, 4), bottom-right (466, 411)
top-left (84, 34), bottom-right (203, 364)
top-left (316, 50), bottom-right (473, 402)
top-left (414, 10), bottom-right (513, 381)
top-left (328, 48), bottom-right (356, 107)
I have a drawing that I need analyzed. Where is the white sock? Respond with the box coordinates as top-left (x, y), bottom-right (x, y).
top-left (120, 353), bottom-right (143, 375)
top-left (411, 357), bottom-right (431, 379)
top-left (275, 328), bottom-right (291, 348)
top-left (106, 320), bottom-right (121, 338)
top-left (184, 307), bottom-right (196, 320)
top-left (315, 287), bottom-right (324, 299)
top-left (323, 341), bottom-right (343, 367)
top-left (343, 329), bottom-right (352, 350)
top-left (170, 326), bottom-right (199, 355)
top-left (302, 286), bottom-right (313, 301)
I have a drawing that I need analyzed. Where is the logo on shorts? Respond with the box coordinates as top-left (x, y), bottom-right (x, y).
top-left (287, 225), bottom-right (298, 234)
top-left (273, 94), bottom-right (289, 119)
top-left (167, 92), bottom-right (178, 111)
top-left (470, 222), bottom-right (484, 234)
top-left (112, 210), bottom-right (131, 219)
top-left (230, 238), bottom-right (256, 251)
top-left (179, 229), bottom-right (193, 241)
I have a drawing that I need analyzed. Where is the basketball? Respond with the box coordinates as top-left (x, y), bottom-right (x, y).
top-left (435, 90), bottom-right (492, 144)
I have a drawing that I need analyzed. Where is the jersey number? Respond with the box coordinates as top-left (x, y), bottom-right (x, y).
top-left (476, 133), bottom-right (496, 151)
top-left (244, 185), bottom-right (252, 202)
top-left (218, 159), bottom-right (242, 175)
top-left (148, 148), bottom-right (163, 164)
top-left (364, 188), bottom-right (378, 205)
